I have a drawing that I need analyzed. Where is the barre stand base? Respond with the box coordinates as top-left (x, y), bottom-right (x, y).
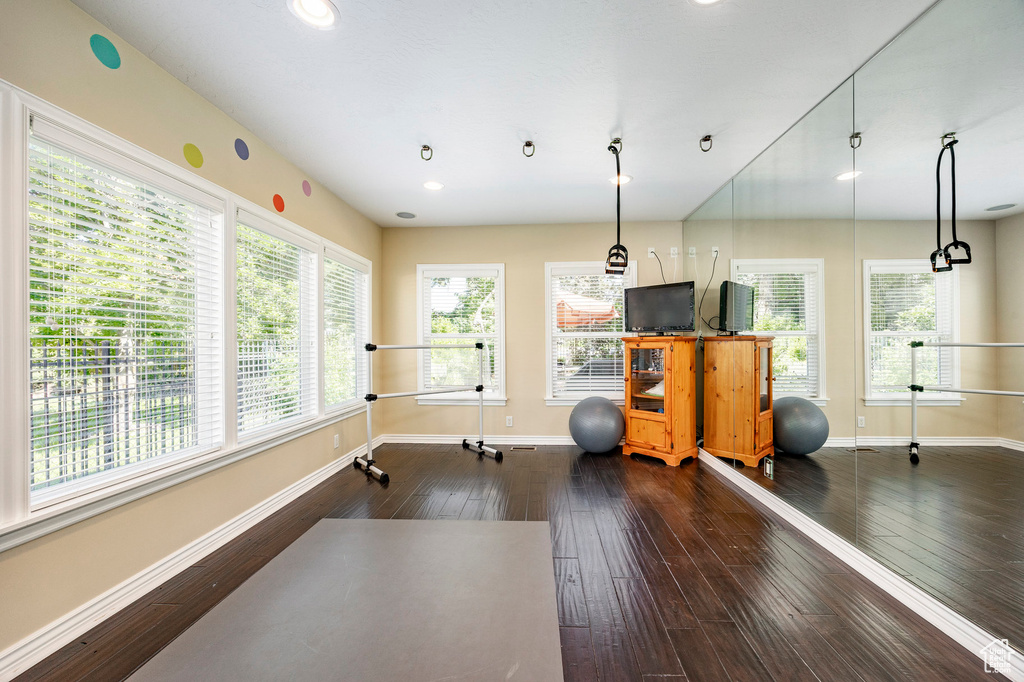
top-left (463, 439), bottom-right (503, 462)
top-left (353, 455), bottom-right (390, 485)
top-left (908, 442), bottom-right (920, 465)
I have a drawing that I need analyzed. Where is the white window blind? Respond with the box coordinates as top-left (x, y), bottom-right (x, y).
top-left (27, 131), bottom-right (222, 496)
top-left (418, 264), bottom-right (504, 399)
top-left (864, 260), bottom-right (958, 399)
top-left (546, 262), bottom-right (635, 399)
top-left (236, 218), bottom-right (317, 435)
top-left (324, 251), bottom-right (369, 410)
top-left (733, 259), bottom-right (824, 399)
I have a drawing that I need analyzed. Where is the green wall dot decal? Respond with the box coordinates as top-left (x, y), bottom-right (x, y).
top-left (183, 143), bottom-right (204, 168)
top-left (90, 34), bottom-right (121, 69)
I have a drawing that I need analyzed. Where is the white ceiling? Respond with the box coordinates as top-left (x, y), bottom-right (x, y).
top-left (71, 0), bottom-right (939, 227)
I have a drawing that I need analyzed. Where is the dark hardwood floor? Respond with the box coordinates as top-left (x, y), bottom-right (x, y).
top-left (18, 444), bottom-right (1007, 681)
top-left (741, 445), bottom-right (1024, 657)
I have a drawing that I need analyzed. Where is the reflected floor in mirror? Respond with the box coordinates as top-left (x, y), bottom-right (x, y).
top-left (19, 444), bottom-right (1006, 681)
top-left (743, 446), bottom-right (1024, 656)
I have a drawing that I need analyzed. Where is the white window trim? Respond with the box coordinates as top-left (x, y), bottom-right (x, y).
top-left (544, 261), bottom-right (635, 406)
top-left (862, 259), bottom-right (961, 405)
top-left (732, 258), bottom-right (827, 401)
top-left (0, 79), bottom-right (372, 543)
top-left (416, 263), bottom-right (507, 406)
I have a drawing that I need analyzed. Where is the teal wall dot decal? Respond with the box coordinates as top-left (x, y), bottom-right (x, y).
top-left (183, 143), bottom-right (204, 168)
top-left (90, 34), bottom-right (121, 69)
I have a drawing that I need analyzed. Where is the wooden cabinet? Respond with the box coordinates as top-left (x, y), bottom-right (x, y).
top-left (702, 335), bottom-right (774, 467)
top-left (621, 336), bottom-right (698, 466)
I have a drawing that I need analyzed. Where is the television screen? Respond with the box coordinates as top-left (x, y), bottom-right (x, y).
top-left (624, 282), bottom-right (695, 333)
top-left (719, 280), bottom-right (754, 332)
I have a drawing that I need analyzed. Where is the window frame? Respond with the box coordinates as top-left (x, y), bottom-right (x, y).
top-left (544, 261), bottom-right (636, 406)
top-left (862, 258), bottom-right (961, 406)
top-left (416, 263), bottom-right (506, 406)
top-left (0, 80), bottom-right (372, 548)
top-left (731, 258), bottom-right (827, 404)
top-left (25, 117), bottom-right (227, 507)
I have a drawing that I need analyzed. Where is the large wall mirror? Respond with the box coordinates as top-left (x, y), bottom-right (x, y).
top-left (684, 0), bottom-right (1024, 655)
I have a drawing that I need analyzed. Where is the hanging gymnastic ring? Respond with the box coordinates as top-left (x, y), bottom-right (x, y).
top-left (700, 135), bottom-right (713, 152)
top-left (421, 145), bottom-right (433, 161)
top-left (523, 141), bottom-right (535, 157)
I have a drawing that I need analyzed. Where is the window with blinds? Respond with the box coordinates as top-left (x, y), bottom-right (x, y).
top-left (324, 252), bottom-right (369, 409)
top-left (732, 259), bottom-right (824, 399)
top-left (418, 264), bottom-right (504, 399)
top-left (864, 260), bottom-right (958, 399)
top-left (27, 130), bottom-right (222, 496)
top-left (546, 262), bottom-right (635, 400)
top-left (236, 219), bottom-right (317, 435)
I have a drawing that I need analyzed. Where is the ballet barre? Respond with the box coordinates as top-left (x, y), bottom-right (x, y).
top-left (354, 342), bottom-right (504, 485)
top-left (907, 340), bottom-right (1024, 464)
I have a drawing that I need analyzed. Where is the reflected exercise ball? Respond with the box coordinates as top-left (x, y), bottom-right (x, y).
top-left (569, 396), bottom-right (625, 454)
top-left (773, 396), bottom-right (829, 455)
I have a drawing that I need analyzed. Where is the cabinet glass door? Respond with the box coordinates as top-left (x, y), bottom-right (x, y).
top-left (629, 346), bottom-right (666, 413)
top-left (759, 344), bottom-right (772, 414)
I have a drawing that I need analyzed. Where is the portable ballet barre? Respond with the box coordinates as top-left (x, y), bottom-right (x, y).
top-left (907, 340), bottom-right (1024, 464)
top-left (353, 342), bottom-right (503, 484)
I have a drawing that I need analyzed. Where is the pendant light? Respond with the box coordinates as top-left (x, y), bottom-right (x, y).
top-left (605, 138), bottom-right (628, 275)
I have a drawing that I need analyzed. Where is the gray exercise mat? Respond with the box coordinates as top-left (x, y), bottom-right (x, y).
top-left (130, 519), bottom-right (563, 681)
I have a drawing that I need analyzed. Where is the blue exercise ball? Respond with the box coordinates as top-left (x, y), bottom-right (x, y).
top-left (569, 396), bottom-right (624, 454)
top-left (773, 396), bottom-right (829, 455)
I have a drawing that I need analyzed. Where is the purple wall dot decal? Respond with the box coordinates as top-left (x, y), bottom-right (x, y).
top-left (90, 34), bottom-right (121, 69)
top-left (234, 138), bottom-right (250, 160)
top-left (183, 143), bottom-right (204, 168)
top-left (302, 180), bottom-right (312, 197)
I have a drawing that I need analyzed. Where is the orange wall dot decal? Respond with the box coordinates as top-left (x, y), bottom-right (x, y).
top-left (273, 194), bottom-right (285, 212)
top-left (183, 143), bottom-right (204, 168)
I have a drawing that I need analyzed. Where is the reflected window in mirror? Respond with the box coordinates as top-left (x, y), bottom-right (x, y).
top-left (863, 259), bottom-right (960, 404)
top-left (732, 259), bottom-right (825, 402)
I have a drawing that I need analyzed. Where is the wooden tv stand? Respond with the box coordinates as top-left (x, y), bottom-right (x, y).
top-left (621, 336), bottom-right (698, 466)
top-left (702, 335), bottom-right (774, 467)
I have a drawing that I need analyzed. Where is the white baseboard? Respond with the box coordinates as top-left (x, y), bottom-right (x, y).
top-left (699, 449), bottom-right (1024, 682)
top-left (823, 437), bottom-right (856, 447)
top-left (998, 438), bottom-right (1024, 452)
top-left (0, 436), bottom-right (384, 681)
top-left (854, 436), bottom-right (1012, 448)
top-left (381, 433), bottom-right (577, 446)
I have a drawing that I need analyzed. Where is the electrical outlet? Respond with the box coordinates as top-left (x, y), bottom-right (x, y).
top-left (334, 434), bottom-right (340, 448)
top-left (506, 416), bottom-right (513, 427)
top-left (711, 246), bottom-right (719, 258)
top-left (857, 416), bottom-right (866, 428)
top-left (647, 247), bottom-right (656, 258)
top-left (669, 247), bottom-right (678, 258)
top-left (688, 247), bottom-right (696, 258)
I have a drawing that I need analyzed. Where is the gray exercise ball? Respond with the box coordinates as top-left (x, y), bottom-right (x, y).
top-left (773, 396), bottom-right (829, 455)
top-left (569, 396), bottom-right (625, 454)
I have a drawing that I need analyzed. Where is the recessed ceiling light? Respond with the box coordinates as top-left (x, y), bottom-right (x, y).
top-left (396, 212), bottom-right (416, 219)
top-left (609, 175), bottom-right (632, 185)
top-left (834, 170), bottom-right (862, 181)
top-left (985, 203), bottom-right (1017, 211)
top-left (423, 181), bottom-right (445, 191)
top-left (288, 0), bottom-right (339, 30)
top-left (691, 0), bottom-right (724, 5)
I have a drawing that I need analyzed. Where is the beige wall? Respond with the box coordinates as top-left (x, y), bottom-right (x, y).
top-left (382, 216), bottom-right (1002, 443)
top-left (380, 221), bottom-right (685, 438)
top-left (996, 212), bottom-right (1024, 441)
top-left (0, 0), bottom-right (381, 652)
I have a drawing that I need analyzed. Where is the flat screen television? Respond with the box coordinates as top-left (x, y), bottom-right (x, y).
top-left (719, 280), bottom-right (754, 332)
top-left (624, 281), bottom-right (695, 334)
